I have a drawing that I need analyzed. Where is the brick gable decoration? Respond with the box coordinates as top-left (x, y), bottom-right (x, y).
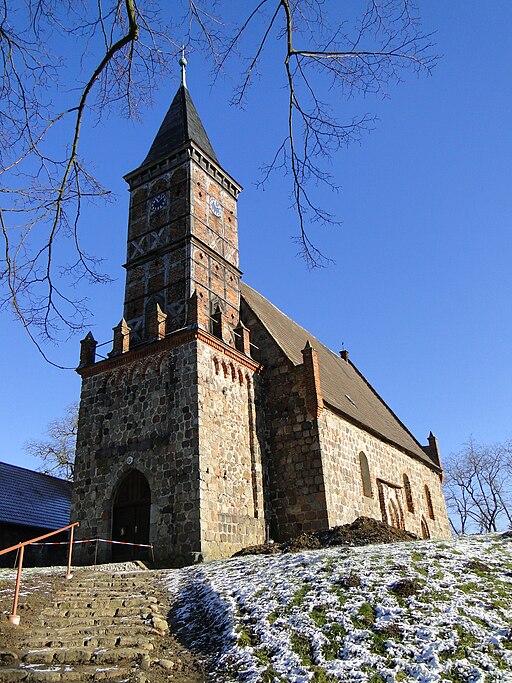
top-left (72, 65), bottom-right (450, 566)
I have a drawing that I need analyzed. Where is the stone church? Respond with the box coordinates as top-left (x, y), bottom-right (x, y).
top-left (72, 68), bottom-right (451, 566)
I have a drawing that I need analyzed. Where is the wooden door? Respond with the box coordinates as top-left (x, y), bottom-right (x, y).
top-left (112, 470), bottom-right (150, 561)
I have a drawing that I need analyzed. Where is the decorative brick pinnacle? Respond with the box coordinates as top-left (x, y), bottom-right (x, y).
top-left (148, 303), bottom-right (167, 341)
top-left (234, 321), bottom-right (251, 356)
top-left (79, 332), bottom-right (97, 368)
top-left (110, 318), bottom-right (131, 356)
top-left (301, 341), bottom-right (324, 419)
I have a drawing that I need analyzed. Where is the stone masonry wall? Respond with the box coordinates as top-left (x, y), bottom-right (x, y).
top-left (318, 408), bottom-right (451, 539)
top-left (240, 302), bottom-right (329, 542)
top-left (263, 358), bottom-right (329, 541)
top-left (196, 341), bottom-right (266, 560)
top-left (72, 338), bottom-right (202, 566)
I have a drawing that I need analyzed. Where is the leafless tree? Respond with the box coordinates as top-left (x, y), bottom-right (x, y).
top-left (444, 437), bottom-right (512, 535)
top-left (25, 402), bottom-right (78, 480)
top-left (1, 1), bottom-right (436, 359)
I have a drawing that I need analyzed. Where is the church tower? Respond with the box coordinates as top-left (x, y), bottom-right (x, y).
top-left (72, 60), bottom-right (266, 566)
top-left (122, 58), bottom-right (242, 346)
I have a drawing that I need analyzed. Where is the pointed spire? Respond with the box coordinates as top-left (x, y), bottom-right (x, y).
top-left (179, 46), bottom-right (187, 89)
top-left (140, 55), bottom-right (219, 168)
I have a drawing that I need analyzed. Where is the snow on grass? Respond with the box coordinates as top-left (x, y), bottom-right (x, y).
top-left (164, 535), bottom-right (512, 683)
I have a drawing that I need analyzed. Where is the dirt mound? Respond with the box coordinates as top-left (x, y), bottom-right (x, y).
top-left (233, 517), bottom-right (417, 558)
top-left (390, 578), bottom-right (423, 597)
top-left (284, 517), bottom-right (417, 552)
top-left (233, 541), bottom-right (283, 557)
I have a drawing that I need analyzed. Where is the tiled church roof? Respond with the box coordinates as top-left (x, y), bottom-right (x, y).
top-left (240, 282), bottom-right (438, 468)
top-left (142, 85), bottom-right (219, 167)
top-left (0, 461), bottom-right (72, 531)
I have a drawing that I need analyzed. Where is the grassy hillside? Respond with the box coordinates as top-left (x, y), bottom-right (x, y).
top-left (164, 534), bottom-right (512, 683)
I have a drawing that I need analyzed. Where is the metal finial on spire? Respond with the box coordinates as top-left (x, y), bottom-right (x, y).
top-left (179, 46), bottom-right (187, 89)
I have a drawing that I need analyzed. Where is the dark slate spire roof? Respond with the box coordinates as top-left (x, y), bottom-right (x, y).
top-left (0, 461), bottom-right (72, 531)
top-left (142, 85), bottom-right (219, 167)
top-left (240, 282), bottom-right (439, 469)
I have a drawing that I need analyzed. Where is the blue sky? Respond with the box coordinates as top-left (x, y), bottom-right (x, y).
top-left (2, 2), bottom-right (512, 472)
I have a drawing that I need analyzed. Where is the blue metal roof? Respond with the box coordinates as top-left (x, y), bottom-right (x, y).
top-left (0, 461), bottom-right (72, 531)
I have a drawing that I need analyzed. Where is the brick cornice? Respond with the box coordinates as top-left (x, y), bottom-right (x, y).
top-left (197, 330), bottom-right (262, 372)
top-left (124, 141), bottom-right (242, 196)
top-left (77, 326), bottom-right (263, 379)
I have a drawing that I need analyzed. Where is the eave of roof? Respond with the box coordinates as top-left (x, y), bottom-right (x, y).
top-left (240, 281), bottom-right (439, 470)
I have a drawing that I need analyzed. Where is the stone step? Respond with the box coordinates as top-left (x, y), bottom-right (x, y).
top-left (53, 590), bottom-right (152, 598)
top-left (0, 570), bottom-right (165, 683)
top-left (40, 635), bottom-right (154, 650)
top-left (33, 624), bottom-right (149, 639)
top-left (39, 606), bottom-right (151, 620)
top-left (36, 616), bottom-right (149, 630)
top-left (72, 581), bottom-right (143, 589)
top-left (21, 647), bottom-right (141, 666)
top-left (0, 664), bottom-right (136, 682)
top-left (69, 586), bottom-right (147, 593)
top-left (52, 598), bottom-right (149, 610)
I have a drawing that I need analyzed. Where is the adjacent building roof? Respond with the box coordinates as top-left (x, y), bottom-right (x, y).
top-left (240, 282), bottom-right (437, 468)
top-left (0, 462), bottom-right (72, 531)
top-left (142, 85), bottom-right (219, 168)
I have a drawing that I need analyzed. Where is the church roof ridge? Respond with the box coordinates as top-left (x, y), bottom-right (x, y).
top-left (141, 85), bottom-right (219, 168)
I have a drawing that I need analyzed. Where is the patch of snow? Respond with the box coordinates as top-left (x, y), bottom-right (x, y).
top-left (163, 535), bottom-right (512, 682)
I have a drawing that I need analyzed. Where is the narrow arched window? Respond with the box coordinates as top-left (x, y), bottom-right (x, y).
top-left (359, 452), bottom-right (373, 498)
top-left (421, 517), bottom-right (431, 539)
top-left (424, 484), bottom-right (435, 520)
top-left (403, 474), bottom-right (414, 513)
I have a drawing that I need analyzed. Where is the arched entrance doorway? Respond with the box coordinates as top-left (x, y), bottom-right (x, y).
top-left (112, 470), bottom-right (151, 561)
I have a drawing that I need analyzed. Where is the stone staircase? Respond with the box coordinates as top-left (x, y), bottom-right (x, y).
top-left (0, 567), bottom-right (175, 682)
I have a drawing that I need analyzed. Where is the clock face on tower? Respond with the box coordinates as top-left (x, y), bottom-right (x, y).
top-left (209, 196), bottom-right (221, 217)
top-left (150, 193), bottom-right (167, 213)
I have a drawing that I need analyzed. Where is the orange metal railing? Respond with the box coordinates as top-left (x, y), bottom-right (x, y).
top-left (0, 521), bottom-right (79, 625)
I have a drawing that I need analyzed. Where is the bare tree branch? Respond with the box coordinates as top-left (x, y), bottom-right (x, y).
top-left (218, 0), bottom-right (435, 266)
top-left (1, 0), bottom-right (437, 357)
top-left (444, 437), bottom-right (512, 534)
